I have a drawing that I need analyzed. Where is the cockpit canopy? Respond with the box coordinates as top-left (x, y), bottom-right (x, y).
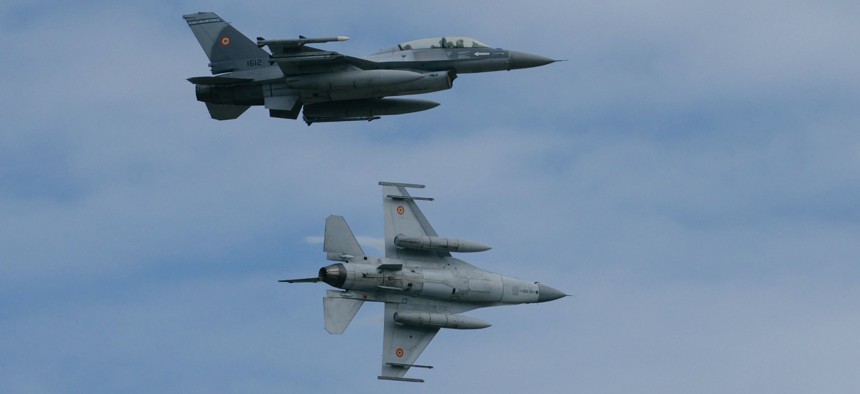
top-left (399, 37), bottom-right (491, 50)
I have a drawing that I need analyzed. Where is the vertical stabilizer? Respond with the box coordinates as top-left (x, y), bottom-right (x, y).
top-left (183, 12), bottom-right (269, 74)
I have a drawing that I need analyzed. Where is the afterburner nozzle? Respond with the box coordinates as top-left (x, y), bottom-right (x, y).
top-left (319, 263), bottom-right (347, 288)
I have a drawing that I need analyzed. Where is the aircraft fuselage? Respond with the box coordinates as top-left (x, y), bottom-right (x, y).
top-left (317, 257), bottom-right (563, 306)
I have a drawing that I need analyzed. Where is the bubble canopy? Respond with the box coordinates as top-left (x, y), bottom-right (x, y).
top-left (399, 37), bottom-right (491, 50)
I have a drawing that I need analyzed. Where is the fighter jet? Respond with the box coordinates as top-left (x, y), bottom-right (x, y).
top-left (282, 182), bottom-right (567, 382)
top-left (183, 12), bottom-right (558, 125)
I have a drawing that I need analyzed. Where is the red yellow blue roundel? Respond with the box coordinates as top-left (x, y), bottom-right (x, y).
top-left (396, 205), bottom-right (405, 215)
top-left (220, 36), bottom-right (231, 46)
top-left (395, 348), bottom-right (404, 358)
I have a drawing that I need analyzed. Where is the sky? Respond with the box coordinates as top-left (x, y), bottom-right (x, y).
top-left (1, 0), bottom-right (859, 393)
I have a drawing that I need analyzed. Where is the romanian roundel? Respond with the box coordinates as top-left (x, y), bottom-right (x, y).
top-left (220, 36), bottom-right (231, 46)
top-left (396, 206), bottom-right (405, 215)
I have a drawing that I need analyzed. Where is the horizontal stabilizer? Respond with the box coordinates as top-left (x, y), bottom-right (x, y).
top-left (324, 215), bottom-right (365, 261)
top-left (323, 296), bottom-right (364, 334)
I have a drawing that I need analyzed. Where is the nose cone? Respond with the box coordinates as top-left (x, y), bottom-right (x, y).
top-left (537, 283), bottom-right (567, 303)
top-left (507, 50), bottom-right (556, 70)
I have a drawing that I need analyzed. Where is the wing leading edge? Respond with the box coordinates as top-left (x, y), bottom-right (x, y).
top-left (258, 36), bottom-right (380, 76)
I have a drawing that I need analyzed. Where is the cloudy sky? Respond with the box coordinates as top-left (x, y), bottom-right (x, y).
top-left (2, 1), bottom-right (858, 393)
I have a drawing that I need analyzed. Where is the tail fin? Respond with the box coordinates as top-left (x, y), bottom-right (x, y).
top-left (183, 12), bottom-right (269, 74)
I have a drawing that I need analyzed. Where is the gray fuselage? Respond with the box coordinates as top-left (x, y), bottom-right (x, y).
top-left (319, 256), bottom-right (559, 306)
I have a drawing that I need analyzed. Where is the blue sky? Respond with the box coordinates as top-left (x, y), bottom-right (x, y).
top-left (2, 1), bottom-right (859, 393)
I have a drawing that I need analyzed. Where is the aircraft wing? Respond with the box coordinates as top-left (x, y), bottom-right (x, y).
top-left (258, 39), bottom-right (379, 75)
top-left (379, 300), bottom-right (479, 382)
top-left (379, 302), bottom-right (439, 382)
top-left (380, 181), bottom-right (450, 261)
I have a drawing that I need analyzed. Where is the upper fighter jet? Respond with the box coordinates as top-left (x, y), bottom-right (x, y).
top-left (183, 12), bottom-right (557, 124)
top-left (282, 182), bottom-right (567, 382)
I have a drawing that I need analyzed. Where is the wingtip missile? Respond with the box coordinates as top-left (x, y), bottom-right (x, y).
top-left (257, 36), bottom-right (350, 48)
top-left (278, 277), bottom-right (321, 283)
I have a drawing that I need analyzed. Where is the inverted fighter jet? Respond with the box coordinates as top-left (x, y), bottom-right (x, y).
top-left (183, 12), bottom-right (557, 124)
top-left (283, 182), bottom-right (567, 382)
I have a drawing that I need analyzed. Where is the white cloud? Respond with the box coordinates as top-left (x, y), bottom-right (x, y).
top-left (303, 236), bottom-right (323, 244)
top-left (356, 236), bottom-right (385, 253)
top-left (304, 235), bottom-right (385, 253)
